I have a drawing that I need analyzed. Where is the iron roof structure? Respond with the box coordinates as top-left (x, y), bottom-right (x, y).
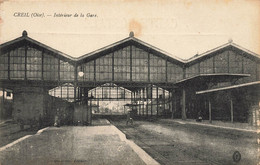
top-left (1, 30), bottom-right (259, 64)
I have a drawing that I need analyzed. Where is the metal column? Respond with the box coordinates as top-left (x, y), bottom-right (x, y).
top-left (163, 89), bottom-right (166, 117)
top-left (171, 90), bottom-right (175, 119)
top-left (143, 88), bottom-right (145, 116)
top-left (182, 88), bottom-right (187, 120)
top-left (156, 86), bottom-right (159, 117)
top-left (146, 87), bottom-right (148, 118)
top-left (1, 88), bottom-right (4, 119)
top-left (151, 86), bottom-right (153, 117)
top-left (230, 98), bottom-right (234, 123)
top-left (209, 99), bottom-right (212, 123)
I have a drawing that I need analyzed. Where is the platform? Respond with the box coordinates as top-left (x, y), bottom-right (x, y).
top-left (0, 119), bottom-right (159, 165)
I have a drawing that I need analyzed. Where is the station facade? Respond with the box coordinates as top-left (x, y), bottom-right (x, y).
top-left (0, 31), bottom-right (259, 126)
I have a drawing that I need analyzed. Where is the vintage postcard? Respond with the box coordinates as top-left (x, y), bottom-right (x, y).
top-left (0, 0), bottom-right (259, 164)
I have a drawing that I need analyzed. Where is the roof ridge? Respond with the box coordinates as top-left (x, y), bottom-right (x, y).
top-left (0, 34), bottom-right (76, 61)
top-left (25, 37), bottom-right (76, 60)
top-left (186, 42), bottom-right (260, 63)
top-left (131, 37), bottom-right (185, 63)
top-left (76, 37), bottom-right (132, 61)
top-left (185, 42), bottom-right (231, 62)
top-left (1, 32), bottom-right (260, 63)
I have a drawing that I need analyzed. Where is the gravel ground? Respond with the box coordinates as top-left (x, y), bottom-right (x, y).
top-left (110, 118), bottom-right (258, 165)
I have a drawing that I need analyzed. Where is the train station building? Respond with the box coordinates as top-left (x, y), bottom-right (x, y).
top-left (0, 31), bottom-right (259, 127)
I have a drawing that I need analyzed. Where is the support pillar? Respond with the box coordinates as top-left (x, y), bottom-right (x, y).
top-left (97, 99), bottom-right (100, 113)
top-left (90, 96), bottom-right (92, 125)
top-left (151, 86), bottom-right (153, 117)
top-left (171, 90), bottom-right (175, 119)
top-left (156, 86), bottom-right (159, 117)
top-left (133, 91), bottom-right (136, 103)
top-left (84, 88), bottom-right (88, 125)
top-left (142, 88), bottom-right (145, 116)
top-left (139, 90), bottom-right (141, 116)
top-left (163, 89), bottom-right (166, 117)
top-left (1, 88), bottom-right (4, 119)
top-left (131, 92), bottom-right (133, 104)
top-left (146, 87), bottom-right (148, 118)
top-left (182, 88), bottom-right (187, 120)
top-left (231, 98), bottom-right (234, 123)
top-left (60, 86), bottom-right (62, 99)
top-left (209, 99), bottom-right (212, 123)
top-left (67, 85), bottom-right (69, 100)
top-left (74, 87), bottom-right (77, 102)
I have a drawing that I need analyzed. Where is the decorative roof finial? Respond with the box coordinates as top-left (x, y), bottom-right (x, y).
top-left (22, 30), bottom-right (28, 37)
top-left (228, 38), bottom-right (233, 43)
top-left (129, 31), bottom-right (134, 37)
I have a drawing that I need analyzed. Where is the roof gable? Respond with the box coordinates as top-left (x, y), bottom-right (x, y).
top-left (186, 42), bottom-right (260, 65)
top-left (0, 31), bottom-right (76, 62)
top-left (77, 36), bottom-right (185, 65)
top-left (1, 31), bottom-right (259, 65)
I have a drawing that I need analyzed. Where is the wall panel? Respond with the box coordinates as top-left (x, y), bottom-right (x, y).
top-left (167, 62), bottom-right (183, 82)
top-left (60, 60), bottom-right (74, 81)
top-left (10, 47), bottom-right (25, 80)
top-left (214, 51), bottom-right (228, 73)
top-left (43, 53), bottom-right (59, 81)
top-left (0, 53), bottom-right (9, 79)
top-left (26, 47), bottom-right (42, 80)
top-left (186, 63), bottom-right (199, 78)
top-left (132, 46), bottom-right (148, 82)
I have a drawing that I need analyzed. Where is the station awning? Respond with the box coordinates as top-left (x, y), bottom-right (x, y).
top-left (174, 73), bottom-right (250, 86)
top-left (196, 81), bottom-right (260, 95)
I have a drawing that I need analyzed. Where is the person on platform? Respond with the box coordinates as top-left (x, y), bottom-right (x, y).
top-left (126, 110), bottom-right (133, 125)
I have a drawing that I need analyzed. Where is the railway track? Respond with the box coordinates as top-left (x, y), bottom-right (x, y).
top-left (111, 120), bottom-right (220, 165)
top-left (110, 119), bottom-right (254, 165)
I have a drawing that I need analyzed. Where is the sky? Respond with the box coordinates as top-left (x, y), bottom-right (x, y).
top-left (0, 0), bottom-right (260, 60)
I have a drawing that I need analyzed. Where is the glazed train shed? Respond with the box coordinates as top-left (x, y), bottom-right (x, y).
top-left (0, 31), bottom-right (259, 126)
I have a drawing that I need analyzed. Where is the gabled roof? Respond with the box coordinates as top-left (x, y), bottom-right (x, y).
top-left (1, 31), bottom-right (260, 64)
top-left (186, 41), bottom-right (260, 64)
top-left (131, 37), bottom-right (185, 63)
top-left (0, 31), bottom-right (76, 61)
top-left (77, 35), bottom-right (185, 64)
top-left (77, 37), bottom-right (132, 61)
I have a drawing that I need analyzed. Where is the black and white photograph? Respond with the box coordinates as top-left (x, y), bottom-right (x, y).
top-left (0, 0), bottom-right (259, 164)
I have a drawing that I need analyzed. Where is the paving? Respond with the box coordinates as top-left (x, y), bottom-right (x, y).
top-left (0, 119), bottom-right (159, 165)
